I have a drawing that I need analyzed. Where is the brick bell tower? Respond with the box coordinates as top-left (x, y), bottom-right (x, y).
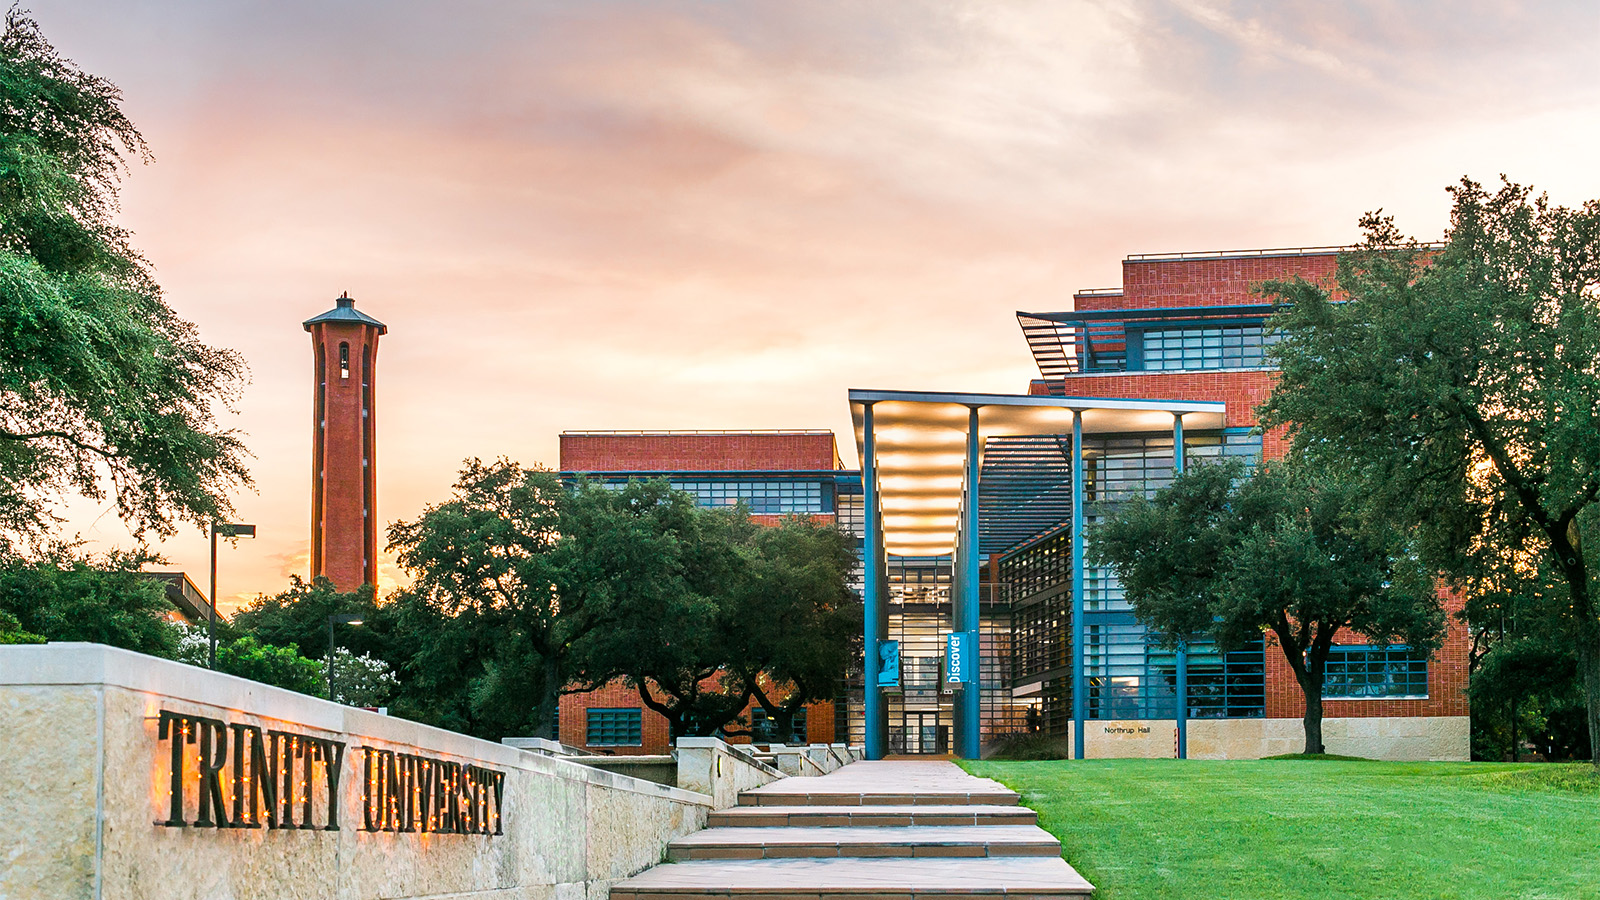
top-left (304, 293), bottom-right (387, 590)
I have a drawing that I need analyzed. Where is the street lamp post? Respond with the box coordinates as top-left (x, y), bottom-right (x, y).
top-left (208, 522), bottom-right (256, 669)
top-left (327, 613), bottom-right (365, 701)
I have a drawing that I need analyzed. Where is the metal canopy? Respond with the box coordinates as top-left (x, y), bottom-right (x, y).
top-left (848, 390), bottom-right (1224, 558)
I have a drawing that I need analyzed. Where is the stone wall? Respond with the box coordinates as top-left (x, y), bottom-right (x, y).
top-left (0, 644), bottom-right (713, 900)
top-left (1186, 716), bottom-right (1471, 761)
top-left (1044, 717), bottom-right (1470, 761)
top-left (674, 737), bottom-right (785, 809)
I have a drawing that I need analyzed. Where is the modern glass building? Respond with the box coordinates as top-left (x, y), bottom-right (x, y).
top-left (558, 245), bottom-right (1470, 761)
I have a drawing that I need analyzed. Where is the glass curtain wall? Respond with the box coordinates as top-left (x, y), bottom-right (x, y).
top-left (999, 431), bottom-right (1267, 736)
top-left (885, 559), bottom-right (952, 754)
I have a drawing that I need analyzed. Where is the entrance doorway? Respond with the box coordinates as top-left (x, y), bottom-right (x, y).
top-left (894, 711), bottom-right (948, 755)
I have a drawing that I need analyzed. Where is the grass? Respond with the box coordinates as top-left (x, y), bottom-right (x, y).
top-left (961, 758), bottom-right (1600, 900)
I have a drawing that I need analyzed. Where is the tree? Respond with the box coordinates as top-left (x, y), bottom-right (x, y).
top-left (1468, 633), bottom-right (1588, 761)
top-left (0, 547), bottom-right (179, 656)
top-left (0, 608), bottom-right (42, 643)
top-left (387, 459), bottom-right (595, 740)
top-left (1090, 460), bottom-right (1444, 754)
top-left (172, 623), bottom-right (325, 696)
top-left (224, 581), bottom-right (399, 706)
top-left (571, 493), bottom-right (860, 742)
top-left (1259, 177), bottom-right (1600, 763)
top-left (0, 11), bottom-right (249, 551)
top-left (562, 479), bottom-right (751, 739)
top-left (327, 647), bottom-right (400, 708)
top-left (230, 576), bottom-right (383, 662)
top-left (728, 516), bottom-right (860, 743)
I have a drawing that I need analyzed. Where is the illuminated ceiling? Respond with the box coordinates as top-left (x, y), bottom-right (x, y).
top-left (848, 390), bottom-right (1225, 558)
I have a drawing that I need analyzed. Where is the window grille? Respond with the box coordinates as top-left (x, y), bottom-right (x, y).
top-left (1141, 324), bottom-right (1279, 370)
top-left (586, 708), bottom-right (642, 746)
top-left (596, 479), bottom-right (827, 514)
top-left (1323, 645), bottom-right (1429, 698)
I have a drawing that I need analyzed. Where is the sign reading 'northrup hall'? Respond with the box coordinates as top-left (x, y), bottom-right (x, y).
top-left (155, 709), bottom-right (504, 834)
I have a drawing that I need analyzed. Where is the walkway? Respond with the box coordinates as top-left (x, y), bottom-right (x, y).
top-left (611, 760), bottom-right (1094, 900)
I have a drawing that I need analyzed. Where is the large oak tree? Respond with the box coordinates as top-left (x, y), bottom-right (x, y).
top-left (1260, 178), bottom-right (1600, 762)
top-left (0, 12), bottom-right (249, 550)
top-left (1091, 460), bottom-right (1444, 754)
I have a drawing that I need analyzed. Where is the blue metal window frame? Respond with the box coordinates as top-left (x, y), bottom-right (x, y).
top-left (1135, 320), bottom-right (1278, 372)
top-left (586, 707), bottom-right (643, 746)
top-left (579, 473), bottom-right (838, 514)
top-left (1323, 645), bottom-right (1429, 699)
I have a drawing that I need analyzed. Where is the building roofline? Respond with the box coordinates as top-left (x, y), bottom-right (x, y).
top-left (303, 294), bottom-right (387, 333)
top-left (1123, 242), bottom-right (1444, 263)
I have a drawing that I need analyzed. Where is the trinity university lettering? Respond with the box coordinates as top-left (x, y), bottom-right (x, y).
top-left (157, 710), bottom-right (345, 829)
top-left (360, 747), bottom-right (505, 835)
top-left (154, 709), bottom-right (503, 835)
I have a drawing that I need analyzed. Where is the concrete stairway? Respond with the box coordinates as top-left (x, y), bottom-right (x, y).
top-left (611, 760), bottom-right (1094, 900)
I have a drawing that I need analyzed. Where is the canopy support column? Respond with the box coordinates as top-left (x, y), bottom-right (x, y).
top-left (1072, 413), bottom-right (1086, 760)
top-left (955, 406), bottom-right (983, 759)
top-left (1174, 413), bottom-right (1188, 760)
top-left (862, 402), bottom-right (888, 760)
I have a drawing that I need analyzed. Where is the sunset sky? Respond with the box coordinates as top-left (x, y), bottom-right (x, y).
top-left (32, 1), bottom-right (1600, 611)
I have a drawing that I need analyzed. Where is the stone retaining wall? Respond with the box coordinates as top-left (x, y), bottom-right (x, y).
top-left (0, 643), bottom-right (713, 900)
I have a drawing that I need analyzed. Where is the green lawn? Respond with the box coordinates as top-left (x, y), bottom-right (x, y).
top-left (961, 759), bottom-right (1600, 900)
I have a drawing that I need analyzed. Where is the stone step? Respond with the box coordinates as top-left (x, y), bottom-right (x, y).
top-left (611, 857), bottom-right (1094, 900)
top-left (668, 825), bottom-right (1061, 860)
top-left (735, 790), bottom-right (1020, 807)
top-left (707, 804), bottom-right (1037, 828)
top-left (734, 764), bottom-right (1021, 808)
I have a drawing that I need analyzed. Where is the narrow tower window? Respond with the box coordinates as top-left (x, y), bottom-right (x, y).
top-left (339, 342), bottom-right (350, 379)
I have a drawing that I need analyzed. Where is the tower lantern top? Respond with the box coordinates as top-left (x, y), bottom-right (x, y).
top-left (303, 293), bottom-right (388, 334)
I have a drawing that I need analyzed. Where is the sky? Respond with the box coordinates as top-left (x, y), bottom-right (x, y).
top-left (29, 0), bottom-right (1600, 612)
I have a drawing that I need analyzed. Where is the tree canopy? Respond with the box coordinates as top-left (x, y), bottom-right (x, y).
top-left (725, 517), bottom-right (859, 742)
top-left (380, 460), bottom-right (860, 742)
top-left (0, 547), bottom-right (178, 656)
top-left (0, 10), bottom-right (249, 550)
top-left (1090, 459), bottom-right (1444, 754)
top-left (1259, 177), bottom-right (1600, 762)
top-left (384, 460), bottom-right (738, 740)
top-left (572, 498), bottom-right (860, 741)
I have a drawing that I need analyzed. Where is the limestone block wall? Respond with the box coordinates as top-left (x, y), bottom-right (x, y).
top-left (674, 737), bottom-right (785, 809)
top-left (1051, 717), bottom-right (1470, 761)
top-left (0, 644), bottom-right (712, 900)
top-left (1186, 716), bottom-right (1471, 761)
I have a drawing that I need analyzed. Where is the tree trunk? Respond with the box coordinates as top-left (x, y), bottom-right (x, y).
top-left (534, 655), bottom-right (561, 740)
top-left (1300, 649), bottom-right (1327, 755)
top-left (772, 706), bottom-right (796, 744)
top-left (1578, 633), bottom-right (1600, 766)
top-left (1509, 697), bottom-right (1518, 763)
top-left (1302, 686), bottom-right (1325, 755)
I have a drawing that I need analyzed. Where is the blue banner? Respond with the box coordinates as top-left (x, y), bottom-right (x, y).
top-left (875, 640), bottom-right (900, 688)
top-left (946, 631), bottom-right (975, 685)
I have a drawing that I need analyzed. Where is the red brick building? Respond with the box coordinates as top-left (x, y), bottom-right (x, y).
top-left (1013, 247), bottom-right (1470, 756)
top-left (555, 431), bottom-right (858, 754)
